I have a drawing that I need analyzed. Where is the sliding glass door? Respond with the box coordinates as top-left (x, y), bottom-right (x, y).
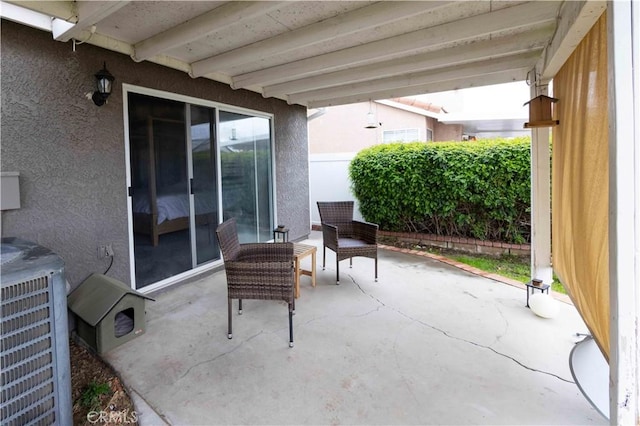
top-left (127, 89), bottom-right (274, 290)
top-left (219, 111), bottom-right (273, 243)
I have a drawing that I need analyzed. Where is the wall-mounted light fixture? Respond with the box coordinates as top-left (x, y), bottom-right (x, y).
top-left (92, 62), bottom-right (115, 106)
top-left (365, 100), bottom-right (380, 129)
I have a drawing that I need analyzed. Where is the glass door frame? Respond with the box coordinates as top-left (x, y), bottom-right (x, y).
top-left (123, 84), bottom-right (277, 293)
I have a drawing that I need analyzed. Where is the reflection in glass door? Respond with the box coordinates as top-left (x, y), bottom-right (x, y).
top-left (189, 105), bottom-right (219, 265)
top-left (129, 94), bottom-right (192, 288)
top-left (219, 111), bottom-right (273, 243)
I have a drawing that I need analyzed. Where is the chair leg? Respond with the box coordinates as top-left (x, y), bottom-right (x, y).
top-left (336, 258), bottom-right (340, 284)
top-left (227, 298), bottom-right (233, 339)
top-left (288, 303), bottom-right (294, 348)
top-left (375, 257), bottom-right (378, 282)
top-left (322, 246), bottom-right (326, 270)
top-left (238, 299), bottom-right (243, 315)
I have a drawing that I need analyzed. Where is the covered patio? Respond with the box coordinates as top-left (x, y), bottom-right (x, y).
top-left (1, 1), bottom-right (637, 424)
top-left (105, 232), bottom-right (604, 425)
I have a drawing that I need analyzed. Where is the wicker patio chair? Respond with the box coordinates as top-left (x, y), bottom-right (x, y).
top-left (216, 218), bottom-right (296, 347)
top-left (317, 201), bottom-right (378, 284)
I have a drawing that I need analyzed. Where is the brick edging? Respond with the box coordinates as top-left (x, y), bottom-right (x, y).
top-left (311, 225), bottom-right (530, 256)
top-left (378, 230), bottom-right (530, 257)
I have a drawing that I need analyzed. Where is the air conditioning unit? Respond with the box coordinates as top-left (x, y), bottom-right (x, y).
top-left (1, 238), bottom-right (72, 426)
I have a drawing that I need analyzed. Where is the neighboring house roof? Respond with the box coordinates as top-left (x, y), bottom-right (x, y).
top-left (388, 97), bottom-right (445, 114)
top-left (376, 99), bottom-right (443, 120)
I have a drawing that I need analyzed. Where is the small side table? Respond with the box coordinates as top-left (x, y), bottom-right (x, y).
top-left (525, 280), bottom-right (550, 308)
top-left (292, 243), bottom-right (317, 298)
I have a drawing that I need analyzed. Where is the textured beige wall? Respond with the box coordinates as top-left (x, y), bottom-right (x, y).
top-left (1, 20), bottom-right (308, 288)
top-left (308, 103), bottom-right (377, 154)
top-left (435, 122), bottom-right (464, 141)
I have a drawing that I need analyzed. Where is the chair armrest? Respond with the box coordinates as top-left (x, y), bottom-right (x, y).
top-left (321, 223), bottom-right (339, 247)
top-left (237, 242), bottom-right (294, 263)
top-left (352, 220), bottom-right (378, 244)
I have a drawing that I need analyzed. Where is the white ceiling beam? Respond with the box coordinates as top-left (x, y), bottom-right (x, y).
top-left (289, 52), bottom-right (539, 106)
top-left (52, 1), bottom-right (130, 42)
top-left (133, 1), bottom-right (286, 63)
top-left (51, 17), bottom-right (75, 39)
top-left (541, 0), bottom-right (606, 79)
top-left (228, 1), bottom-right (558, 90)
top-left (0, 1), bottom-right (53, 31)
top-left (307, 69), bottom-right (530, 109)
top-left (5, 1), bottom-right (74, 20)
top-left (261, 26), bottom-right (552, 97)
top-left (190, 1), bottom-right (452, 77)
top-left (49, 27), bottom-right (229, 82)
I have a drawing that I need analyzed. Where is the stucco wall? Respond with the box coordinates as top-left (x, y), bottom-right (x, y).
top-left (308, 103), bottom-right (378, 154)
top-left (0, 20), bottom-right (309, 288)
top-left (434, 121), bottom-right (463, 141)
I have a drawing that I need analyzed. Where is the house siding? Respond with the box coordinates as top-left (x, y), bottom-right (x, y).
top-left (308, 102), bottom-right (464, 155)
top-left (0, 20), bottom-right (309, 289)
top-left (308, 103), bottom-right (376, 154)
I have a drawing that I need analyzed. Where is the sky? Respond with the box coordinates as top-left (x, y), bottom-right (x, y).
top-left (412, 81), bottom-right (531, 119)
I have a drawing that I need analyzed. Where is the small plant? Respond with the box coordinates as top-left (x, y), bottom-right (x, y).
top-left (79, 380), bottom-right (111, 410)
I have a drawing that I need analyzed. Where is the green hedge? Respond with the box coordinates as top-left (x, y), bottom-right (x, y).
top-left (349, 137), bottom-right (531, 243)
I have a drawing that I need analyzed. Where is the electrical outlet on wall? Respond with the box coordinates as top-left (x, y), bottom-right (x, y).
top-left (97, 244), bottom-right (114, 259)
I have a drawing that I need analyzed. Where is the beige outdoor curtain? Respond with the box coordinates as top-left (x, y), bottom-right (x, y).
top-left (552, 12), bottom-right (609, 360)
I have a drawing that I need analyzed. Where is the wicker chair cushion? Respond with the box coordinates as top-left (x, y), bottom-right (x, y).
top-left (337, 237), bottom-right (371, 248)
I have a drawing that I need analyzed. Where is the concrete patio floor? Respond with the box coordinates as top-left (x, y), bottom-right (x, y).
top-left (104, 232), bottom-right (606, 425)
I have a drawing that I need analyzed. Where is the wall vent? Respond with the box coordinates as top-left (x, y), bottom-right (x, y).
top-left (1, 238), bottom-right (72, 426)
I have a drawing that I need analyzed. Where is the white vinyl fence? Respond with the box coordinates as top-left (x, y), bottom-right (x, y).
top-left (309, 153), bottom-right (364, 226)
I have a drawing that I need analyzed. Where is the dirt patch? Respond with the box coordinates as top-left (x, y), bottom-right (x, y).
top-left (70, 339), bottom-right (138, 425)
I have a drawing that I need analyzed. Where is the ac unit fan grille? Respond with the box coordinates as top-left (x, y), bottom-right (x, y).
top-left (1, 276), bottom-right (59, 425)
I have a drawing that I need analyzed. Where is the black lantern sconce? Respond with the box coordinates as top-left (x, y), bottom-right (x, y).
top-left (273, 225), bottom-right (289, 243)
top-left (92, 62), bottom-right (115, 106)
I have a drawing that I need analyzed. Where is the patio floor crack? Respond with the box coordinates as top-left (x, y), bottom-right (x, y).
top-left (350, 276), bottom-right (575, 384)
top-left (177, 330), bottom-right (265, 381)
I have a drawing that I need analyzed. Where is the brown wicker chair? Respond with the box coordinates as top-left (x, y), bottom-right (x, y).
top-left (216, 218), bottom-right (296, 347)
top-left (317, 201), bottom-right (378, 284)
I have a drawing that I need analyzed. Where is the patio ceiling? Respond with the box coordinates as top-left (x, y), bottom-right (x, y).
top-left (2, 1), bottom-right (606, 108)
